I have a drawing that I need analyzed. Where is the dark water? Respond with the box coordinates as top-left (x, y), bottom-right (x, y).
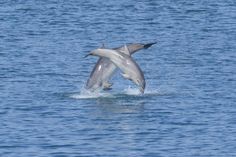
top-left (1, 0), bottom-right (236, 156)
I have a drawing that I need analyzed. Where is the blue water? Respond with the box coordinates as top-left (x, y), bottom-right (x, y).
top-left (1, 0), bottom-right (236, 156)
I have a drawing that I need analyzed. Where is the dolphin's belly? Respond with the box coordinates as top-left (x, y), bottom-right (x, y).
top-left (86, 58), bottom-right (117, 90)
top-left (101, 62), bottom-right (117, 81)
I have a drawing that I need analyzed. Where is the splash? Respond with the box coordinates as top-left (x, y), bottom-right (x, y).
top-left (123, 86), bottom-right (162, 96)
top-left (69, 86), bottom-right (167, 99)
top-left (69, 88), bottom-right (115, 99)
top-left (123, 86), bottom-right (141, 95)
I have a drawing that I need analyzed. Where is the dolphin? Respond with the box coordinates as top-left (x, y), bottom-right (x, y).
top-left (85, 42), bottom-right (156, 91)
top-left (86, 45), bottom-right (146, 93)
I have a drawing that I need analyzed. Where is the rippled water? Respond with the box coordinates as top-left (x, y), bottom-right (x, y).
top-left (1, 0), bottom-right (236, 156)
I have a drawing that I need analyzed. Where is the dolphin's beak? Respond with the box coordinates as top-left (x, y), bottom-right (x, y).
top-left (139, 87), bottom-right (145, 94)
top-left (84, 53), bottom-right (92, 58)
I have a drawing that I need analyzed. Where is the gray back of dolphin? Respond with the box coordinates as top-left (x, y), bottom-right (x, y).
top-left (85, 42), bottom-right (156, 91)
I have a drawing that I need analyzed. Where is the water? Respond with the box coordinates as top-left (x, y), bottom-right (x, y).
top-left (1, 0), bottom-right (236, 156)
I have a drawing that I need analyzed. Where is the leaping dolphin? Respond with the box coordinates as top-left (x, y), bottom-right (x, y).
top-left (85, 42), bottom-right (156, 91)
top-left (86, 45), bottom-right (146, 94)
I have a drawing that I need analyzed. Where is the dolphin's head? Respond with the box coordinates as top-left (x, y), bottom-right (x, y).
top-left (84, 50), bottom-right (97, 58)
top-left (134, 78), bottom-right (146, 94)
top-left (84, 49), bottom-right (107, 58)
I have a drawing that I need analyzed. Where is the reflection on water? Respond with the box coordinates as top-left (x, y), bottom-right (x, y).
top-left (95, 97), bottom-right (145, 114)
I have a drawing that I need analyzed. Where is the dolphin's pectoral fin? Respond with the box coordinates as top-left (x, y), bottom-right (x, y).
top-left (102, 82), bottom-right (113, 90)
top-left (121, 73), bottom-right (131, 80)
top-left (103, 82), bottom-right (113, 88)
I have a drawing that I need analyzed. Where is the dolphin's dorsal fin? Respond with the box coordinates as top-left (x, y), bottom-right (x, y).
top-left (119, 44), bottom-right (131, 56)
top-left (100, 43), bottom-right (105, 49)
top-left (123, 44), bottom-right (130, 56)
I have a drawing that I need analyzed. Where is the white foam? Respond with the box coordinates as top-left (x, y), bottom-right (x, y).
top-left (123, 86), bottom-right (141, 95)
top-left (144, 89), bottom-right (160, 95)
top-left (70, 88), bottom-right (115, 99)
top-left (123, 86), bottom-right (163, 96)
top-left (69, 86), bottom-right (167, 99)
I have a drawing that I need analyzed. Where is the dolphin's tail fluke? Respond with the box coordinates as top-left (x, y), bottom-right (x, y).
top-left (143, 42), bottom-right (157, 49)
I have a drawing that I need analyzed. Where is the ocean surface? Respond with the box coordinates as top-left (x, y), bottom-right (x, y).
top-left (1, 0), bottom-right (236, 156)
